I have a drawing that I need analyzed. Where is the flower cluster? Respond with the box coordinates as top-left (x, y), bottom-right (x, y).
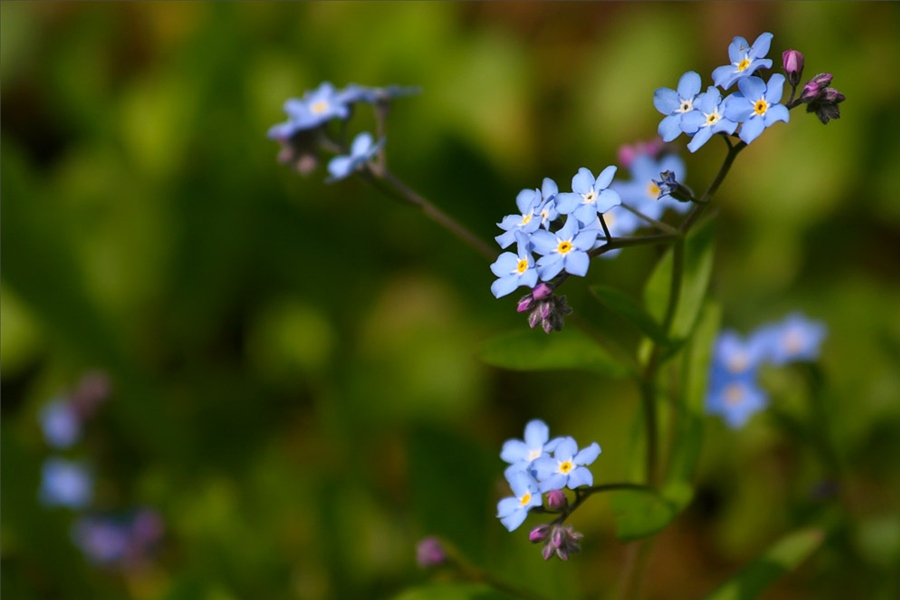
top-left (655, 32), bottom-right (789, 150)
top-left (267, 82), bottom-right (418, 177)
top-left (707, 313), bottom-right (827, 428)
top-left (496, 420), bottom-right (600, 538)
top-left (36, 372), bottom-right (164, 570)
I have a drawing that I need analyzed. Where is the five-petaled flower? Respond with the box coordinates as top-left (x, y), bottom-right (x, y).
top-left (326, 132), bottom-right (384, 181)
top-left (531, 217), bottom-right (598, 280)
top-left (761, 313), bottom-right (827, 365)
top-left (268, 82), bottom-right (352, 140)
top-left (39, 458), bottom-right (93, 509)
top-left (653, 71), bottom-right (702, 142)
top-left (724, 74), bottom-right (790, 144)
top-left (532, 437), bottom-right (601, 493)
top-left (490, 233), bottom-right (540, 299)
top-left (554, 166), bottom-right (621, 226)
top-left (712, 32), bottom-right (774, 90)
top-left (500, 419), bottom-right (559, 479)
top-left (680, 86), bottom-right (739, 152)
top-left (497, 471), bottom-right (543, 532)
top-left (706, 378), bottom-right (769, 429)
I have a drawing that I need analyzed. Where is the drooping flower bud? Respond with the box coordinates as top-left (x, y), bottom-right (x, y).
top-left (546, 489), bottom-right (568, 511)
top-left (529, 524), bottom-right (551, 543)
top-left (653, 171), bottom-right (695, 203)
top-left (799, 73), bottom-right (833, 103)
top-left (416, 537), bottom-right (447, 568)
top-left (539, 524), bottom-right (584, 561)
top-left (807, 87), bottom-right (845, 124)
top-left (782, 50), bottom-right (804, 88)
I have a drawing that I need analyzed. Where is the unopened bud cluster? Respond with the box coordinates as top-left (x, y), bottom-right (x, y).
top-left (517, 285), bottom-right (573, 334)
top-left (530, 523), bottom-right (584, 561)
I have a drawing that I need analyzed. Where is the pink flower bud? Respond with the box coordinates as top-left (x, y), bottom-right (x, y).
top-left (782, 50), bottom-right (804, 87)
top-left (529, 524), bottom-right (551, 543)
top-left (546, 489), bottom-right (568, 511)
top-left (416, 537), bottom-right (447, 568)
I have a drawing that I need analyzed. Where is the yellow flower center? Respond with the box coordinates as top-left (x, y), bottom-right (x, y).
top-left (516, 258), bottom-right (529, 274)
top-left (520, 213), bottom-right (533, 226)
top-left (725, 384), bottom-right (744, 406)
top-left (558, 460), bottom-right (574, 474)
top-left (737, 57), bottom-right (751, 72)
top-left (519, 492), bottom-right (532, 507)
top-left (557, 241), bottom-right (573, 255)
top-left (311, 100), bottom-right (330, 115)
top-left (754, 99), bottom-right (768, 116)
top-left (527, 449), bottom-right (542, 461)
top-left (705, 111), bottom-right (721, 126)
top-left (647, 182), bottom-right (660, 199)
top-left (727, 352), bottom-right (748, 374)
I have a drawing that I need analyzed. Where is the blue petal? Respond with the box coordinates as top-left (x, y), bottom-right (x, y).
top-left (595, 165), bottom-right (617, 189)
top-left (574, 442), bottom-right (601, 465)
top-left (529, 230), bottom-right (559, 255)
top-left (566, 466), bottom-right (594, 489)
top-left (738, 117), bottom-right (765, 144)
top-left (501, 439), bottom-right (529, 463)
top-left (563, 251), bottom-right (589, 277)
top-left (351, 132), bottom-right (373, 156)
top-left (677, 71), bottom-right (701, 99)
top-left (737, 76), bottom-right (766, 101)
top-left (524, 419), bottom-right (550, 447)
top-left (653, 87), bottom-right (680, 115)
top-left (687, 127), bottom-right (713, 153)
top-left (680, 111), bottom-right (705, 135)
top-left (532, 456), bottom-right (557, 480)
top-left (490, 252), bottom-right (518, 277)
top-left (500, 508), bottom-right (528, 531)
top-left (542, 178), bottom-right (558, 199)
top-left (594, 188), bottom-right (621, 213)
top-left (327, 156), bottom-right (353, 180)
top-left (571, 168), bottom-right (595, 195)
top-left (497, 496), bottom-right (521, 519)
top-left (554, 192), bottom-right (581, 215)
top-left (765, 74), bottom-right (786, 104)
top-left (728, 36), bottom-right (749, 63)
top-left (712, 65), bottom-right (737, 89)
top-left (658, 114), bottom-right (683, 142)
top-left (538, 473), bottom-right (567, 494)
top-left (764, 104), bottom-right (790, 126)
top-left (553, 437), bottom-right (577, 460)
top-left (751, 32), bottom-right (773, 59)
top-left (536, 254), bottom-right (563, 280)
top-left (491, 274), bottom-right (519, 298)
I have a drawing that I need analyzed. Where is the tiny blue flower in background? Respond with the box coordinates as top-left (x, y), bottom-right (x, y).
top-left (712, 32), bottom-right (774, 90)
top-left (593, 205), bottom-right (643, 259)
top-left (707, 378), bottom-right (769, 429)
top-left (531, 217), bottom-right (598, 280)
top-left (611, 153), bottom-right (687, 220)
top-left (724, 74), bottom-right (790, 144)
top-left (490, 234), bottom-right (539, 299)
top-left (762, 313), bottom-right (827, 365)
top-left (533, 436), bottom-right (601, 493)
top-left (709, 329), bottom-right (773, 386)
top-left (497, 470), bottom-right (543, 532)
top-left (500, 419), bottom-right (560, 479)
top-left (39, 458), bottom-right (93, 509)
top-left (326, 132), bottom-right (385, 181)
top-left (39, 398), bottom-right (81, 449)
top-left (340, 83), bottom-right (421, 105)
top-left (72, 508), bottom-right (164, 569)
top-left (680, 86), bottom-right (739, 153)
top-left (267, 82), bottom-right (352, 140)
top-left (495, 188), bottom-right (543, 249)
top-left (654, 71), bottom-right (702, 142)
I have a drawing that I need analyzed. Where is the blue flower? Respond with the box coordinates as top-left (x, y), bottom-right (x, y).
top-left (680, 86), bottom-right (739, 152)
top-left (39, 458), bottom-right (93, 509)
top-left (712, 33), bottom-right (774, 90)
top-left (761, 313), bottom-right (827, 365)
top-left (326, 132), bottom-right (384, 181)
top-left (500, 419), bottom-right (561, 480)
top-left (610, 153), bottom-right (687, 221)
top-left (536, 177), bottom-right (560, 229)
top-left (532, 437), bottom-right (601, 493)
top-left (531, 217), bottom-right (598, 280)
top-left (554, 166), bottom-right (621, 226)
top-left (495, 188), bottom-right (543, 249)
top-left (39, 399), bottom-right (81, 449)
top-left (706, 378), bottom-right (768, 429)
top-left (653, 71), bottom-right (702, 142)
top-left (71, 508), bottom-right (164, 569)
top-left (497, 471), bottom-right (543, 531)
top-left (267, 82), bottom-right (352, 140)
top-left (490, 234), bottom-right (539, 299)
top-left (709, 329), bottom-right (772, 385)
top-left (339, 83), bottom-right (421, 105)
top-left (724, 74), bottom-right (789, 144)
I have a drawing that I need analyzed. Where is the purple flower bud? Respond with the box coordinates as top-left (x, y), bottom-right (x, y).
top-left (529, 524), bottom-right (551, 543)
top-left (541, 541), bottom-right (556, 561)
top-left (539, 524), bottom-right (584, 562)
top-left (528, 309), bottom-right (543, 330)
top-left (532, 282), bottom-right (554, 301)
top-left (516, 294), bottom-right (536, 313)
top-left (807, 87), bottom-right (845, 124)
top-left (799, 73), bottom-right (833, 103)
top-left (546, 489), bottom-right (568, 511)
top-left (538, 300), bottom-right (553, 321)
top-left (416, 537), bottom-right (447, 568)
top-left (782, 50), bottom-right (804, 87)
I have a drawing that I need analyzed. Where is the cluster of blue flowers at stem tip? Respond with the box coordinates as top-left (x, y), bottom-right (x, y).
top-left (497, 420), bottom-right (600, 560)
top-left (707, 313), bottom-right (827, 429)
top-left (655, 32), bottom-right (844, 152)
top-left (267, 81), bottom-right (418, 178)
top-left (36, 372), bottom-right (164, 570)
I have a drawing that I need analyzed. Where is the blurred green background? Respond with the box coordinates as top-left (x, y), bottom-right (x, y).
top-left (3, 2), bottom-right (900, 599)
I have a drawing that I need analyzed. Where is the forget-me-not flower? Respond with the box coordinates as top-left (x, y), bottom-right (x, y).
top-left (706, 378), bottom-right (769, 429)
top-left (39, 458), bottom-right (93, 509)
top-left (326, 132), bottom-right (384, 181)
top-left (712, 33), bottom-right (774, 90)
top-left (533, 436), bottom-right (601, 493)
top-left (761, 313), bottom-right (827, 365)
top-left (495, 188), bottom-right (543, 249)
top-left (268, 82), bottom-right (352, 140)
top-left (724, 74), bottom-right (789, 144)
top-left (531, 217), bottom-right (598, 280)
top-left (680, 86), bottom-right (739, 153)
top-left (490, 234), bottom-right (539, 299)
top-left (39, 398), bottom-right (81, 449)
top-left (500, 419), bottom-right (560, 480)
top-left (497, 470), bottom-right (543, 531)
top-left (654, 71), bottom-right (702, 142)
top-left (340, 83), bottom-right (421, 105)
top-left (554, 166), bottom-right (621, 226)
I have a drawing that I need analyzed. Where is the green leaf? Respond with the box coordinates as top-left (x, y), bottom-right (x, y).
top-left (703, 528), bottom-right (826, 600)
top-left (644, 218), bottom-right (716, 342)
top-left (392, 582), bottom-right (519, 600)
top-left (590, 285), bottom-right (670, 345)
top-left (610, 482), bottom-right (692, 541)
top-left (478, 327), bottom-right (630, 377)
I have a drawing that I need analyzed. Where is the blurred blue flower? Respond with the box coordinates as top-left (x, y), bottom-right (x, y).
top-left (532, 436), bottom-right (601, 493)
top-left (680, 86), bottom-right (739, 152)
top-left (531, 217), bottom-right (598, 280)
top-left (490, 234), bottom-right (539, 299)
top-left (724, 74), bottom-right (790, 144)
top-left (39, 458), bottom-right (92, 509)
top-left (268, 82), bottom-right (352, 140)
top-left (500, 419), bottom-right (560, 480)
top-left (555, 166), bottom-right (621, 226)
top-left (39, 398), bottom-right (81, 449)
top-left (326, 132), bottom-right (384, 181)
top-left (340, 83), bottom-right (421, 105)
top-left (497, 470), bottom-right (542, 532)
top-left (712, 33), bottom-right (774, 90)
top-left (706, 378), bottom-right (769, 429)
top-left (654, 71), bottom-right (702, 142)
top-left (709, 329), bottom-right (773, 387)
top-left (72, 508), bottom-right (164, 569)
top-left (495, 188), bottom-right (543, 249)
top-left (761, 313), bottom-right (827, 365)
